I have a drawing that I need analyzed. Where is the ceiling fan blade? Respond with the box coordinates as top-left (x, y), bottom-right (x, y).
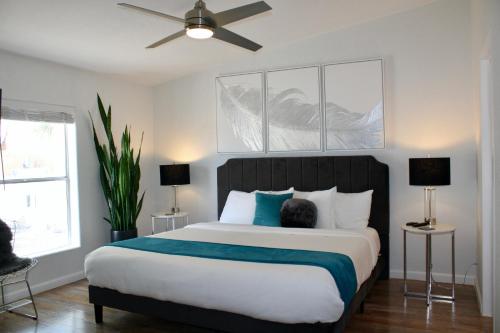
top-left (146, 30), bottom-right (185, 49)
top-left (214, 1), bottom-right (271, 26)
top-left (118, 3), bottom-right (184, 24)
top-left (213, 27), bottom-right (262, 52)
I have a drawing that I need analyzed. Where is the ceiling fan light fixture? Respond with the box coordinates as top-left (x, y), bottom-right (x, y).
top-left (186, 26), bottom-right (213, 39)
top-left (119, 0), bottom-right (271, 51)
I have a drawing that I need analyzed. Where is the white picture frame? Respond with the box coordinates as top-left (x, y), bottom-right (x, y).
top-left (266, 66), bottom-right (321, 152)
top-left (323, 59), bottom-right (385, 150)
top-left (216, 72), bottom-right (264, 153)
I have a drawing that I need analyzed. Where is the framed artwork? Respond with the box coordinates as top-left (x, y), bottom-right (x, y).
top-left (216, 72), bottom-right (264, 153)
top-left (324, 59), bottom-right (385, 150)
top-left (266, 66), bottom-right (321, 152)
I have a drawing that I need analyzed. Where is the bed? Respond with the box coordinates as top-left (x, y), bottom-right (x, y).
top-left (86, 156), bottom-right (389, 333)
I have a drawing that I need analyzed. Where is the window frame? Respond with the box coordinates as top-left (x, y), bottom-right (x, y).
top-left (0, 105), bottom-right (80, 258)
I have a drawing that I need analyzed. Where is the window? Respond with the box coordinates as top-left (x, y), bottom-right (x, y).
top-left (0, 100), bottom-right (79, 257)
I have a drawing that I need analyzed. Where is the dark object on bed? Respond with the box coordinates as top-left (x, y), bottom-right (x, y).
top-left (280, 198), bottom-right (317, 228)
top-left (89, 155), bottom-right (390, 333)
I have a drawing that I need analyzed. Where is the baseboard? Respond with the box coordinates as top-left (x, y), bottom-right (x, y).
top-left (390, 269), bottom-right (475, 285)
top-left (3, 270), bottom-right (84, 302)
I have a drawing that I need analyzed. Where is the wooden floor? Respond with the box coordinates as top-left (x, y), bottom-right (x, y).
top-left (0, 279), bottom-right (492, 333)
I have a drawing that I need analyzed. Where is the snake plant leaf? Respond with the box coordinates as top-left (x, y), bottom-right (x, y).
top-left (136, 192), bottom-right (145, 221)
top-left (97, 95), bottom-right (117, 161)
top-left (90, 94), bottom-right (145, 231)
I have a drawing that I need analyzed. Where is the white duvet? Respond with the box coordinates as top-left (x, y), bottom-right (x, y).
top-left (84, 222), bottom-right (380, 323)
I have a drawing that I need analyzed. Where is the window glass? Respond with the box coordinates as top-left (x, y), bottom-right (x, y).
top-left (0, 180), bottom-right (69, 256)
top-left (0, 116), bottom-right (79, 258)
top-left (0, 120), bottom-right (66, 180)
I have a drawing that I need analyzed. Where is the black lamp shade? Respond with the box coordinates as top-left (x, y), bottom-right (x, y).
top-left (409, 158), bottom-right (450, 186)
top-left (160, 164), bottom-right (190, 186)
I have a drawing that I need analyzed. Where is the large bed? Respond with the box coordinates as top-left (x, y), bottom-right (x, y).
top-left (85, 156), bottom-right (389, 333)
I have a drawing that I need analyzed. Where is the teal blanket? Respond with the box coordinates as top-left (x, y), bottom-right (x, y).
top-left (108, 237), bottom-right (357, 308)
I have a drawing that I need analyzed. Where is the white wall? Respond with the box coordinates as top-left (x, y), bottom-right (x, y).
top-left (0, 49), bottom-right (156, 297)
top-left (153, 0), bottom-right (478, 283)
top-left (490, 0), bottom-right (500, 330)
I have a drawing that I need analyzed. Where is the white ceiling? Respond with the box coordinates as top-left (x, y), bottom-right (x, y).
top-left (0, 0), bottom-right (435, 86)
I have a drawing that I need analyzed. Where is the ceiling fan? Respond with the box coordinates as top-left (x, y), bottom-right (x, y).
top-left (118, 0), bottom-right (272, 51)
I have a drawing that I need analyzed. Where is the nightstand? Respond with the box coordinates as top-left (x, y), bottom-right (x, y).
top-left (401, 223), bottom-right (456, 305)
top-left (151, 212), bottom-right (190, 234)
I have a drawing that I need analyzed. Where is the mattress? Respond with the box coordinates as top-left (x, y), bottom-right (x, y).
top-left (84, 222), bottom-right (380, 324)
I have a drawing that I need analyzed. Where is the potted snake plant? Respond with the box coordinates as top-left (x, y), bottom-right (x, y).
top-left (90, 94), bottom-right (145, 242)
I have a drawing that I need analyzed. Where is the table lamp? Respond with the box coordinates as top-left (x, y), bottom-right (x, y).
top-left (409, 157), bottom-right (450, 225)
top-left (160, 164), bottom-right (190, 214)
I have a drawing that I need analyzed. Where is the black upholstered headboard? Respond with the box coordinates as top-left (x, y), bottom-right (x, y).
top-left (217, 156), bottom-right (389, 279)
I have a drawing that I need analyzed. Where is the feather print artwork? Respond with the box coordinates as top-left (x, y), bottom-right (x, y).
top-left (326, 101), bottom-right (384, 149)
top-left (215, 60), bottom-right (384, 152)
top-left (216, 73), bottom-right (264, 152)
top-left (266, 67), bottom-right (321, 152)
top-left (324, 60), bottom-right (385, 150)
top-left (267, 87), bottom-right (321, 151)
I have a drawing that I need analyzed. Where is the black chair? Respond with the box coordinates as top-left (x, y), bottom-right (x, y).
top-left (0, 257), bottom-right (38, 320)
top-left (0, 218), bottom-right (38, 320)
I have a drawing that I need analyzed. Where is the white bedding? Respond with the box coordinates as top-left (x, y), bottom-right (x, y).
top-left (84, 222), bottom-right (380, 324)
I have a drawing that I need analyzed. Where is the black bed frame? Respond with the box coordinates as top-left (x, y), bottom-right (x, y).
top-left (89, 156), bottom-right (389, 333)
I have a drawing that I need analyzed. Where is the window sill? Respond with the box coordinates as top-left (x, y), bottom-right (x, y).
top-left (26, 243), bottom-right (81, 260)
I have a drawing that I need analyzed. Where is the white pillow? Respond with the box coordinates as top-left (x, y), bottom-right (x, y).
top-left (334, 190), bottom-right (373, 230)
top-left (219, 190), bottom-right (256, 224)
top-left (256, 187), bottom-right (294, 194)
top-left (219, 188), bottom-right (294, 225)
top-left (294, 187), bottom-right (336, 229)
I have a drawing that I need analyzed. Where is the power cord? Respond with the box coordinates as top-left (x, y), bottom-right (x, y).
top-left (462, 262), bottom-right (478, 285)
top-left (430, 262), bottom-right (477, 289)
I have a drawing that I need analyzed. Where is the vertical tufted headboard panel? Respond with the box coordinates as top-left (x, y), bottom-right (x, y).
top-left (217, 156), bottom-right (389, 279)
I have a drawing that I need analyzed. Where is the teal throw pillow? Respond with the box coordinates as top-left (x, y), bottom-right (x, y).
top-left (253, 192), bottom-right (293, 227)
